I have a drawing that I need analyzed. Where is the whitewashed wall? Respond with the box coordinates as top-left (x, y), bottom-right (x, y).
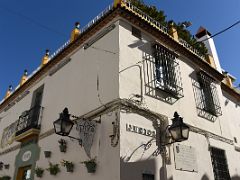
top-left (118, 19), bottom-right (240, 179)
top-left (0, 20), bottom-right (121, 180)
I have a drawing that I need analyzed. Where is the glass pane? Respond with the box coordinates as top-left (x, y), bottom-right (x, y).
top-left (182, 127), bottom-right (189, 139)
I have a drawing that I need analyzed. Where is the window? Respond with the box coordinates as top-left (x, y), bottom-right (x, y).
top-left (210, 147), bottom-right (230, 180)
top-left (132, 26), bottom-right (142, 39)
top-left (154, 44), bottom-right (183, 99)
top-left (142, 174), bottom-right (154, 180)
top-left (197, 71), bottom-right (221, 116)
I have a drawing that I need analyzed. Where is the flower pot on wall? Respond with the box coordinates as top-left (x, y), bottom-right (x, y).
top-left (85, 162), bottom-right (96, 173)
top-left (4, 164), bottom-right (9, 169)
top-left (59, 144), bottom-right (67, 153)
top-left (58, 139), bottom-right (67, 153)
top-left (66, 164), bottom-right (74, 173)
top-left (44, 151), bottom-right (51, 158)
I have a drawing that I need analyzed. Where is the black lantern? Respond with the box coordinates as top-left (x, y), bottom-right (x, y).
top-left (168, 112), bottom-right (190, 142)
top-left (53, 108), bottom-right (74, 136)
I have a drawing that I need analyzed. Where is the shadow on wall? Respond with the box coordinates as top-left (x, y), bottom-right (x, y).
top-left (201, 174), bottom-right (210, 180)
top-left (232, 175), bottom-right (240, 180)
top-left (120, 157), bottom-right (156, 180)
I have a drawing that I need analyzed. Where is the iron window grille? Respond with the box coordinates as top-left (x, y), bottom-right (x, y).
top-left (197, 71), bottom-right (222, 116)
top-left (15, 105), bottom-right (43, 136)
top-left (153, 44), bottom-right (183, 99)
top-left (210, 147), bottom-right (231, 180)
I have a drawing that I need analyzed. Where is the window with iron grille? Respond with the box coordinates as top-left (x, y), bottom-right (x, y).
top-left (153, 44), bottom-right (183, 99)
top-left (197, 71), bottom-right (221, 116)
top-left (142, 174), bottom-right (154, 180)
top-left (210, 147), bottom-right (230, 180)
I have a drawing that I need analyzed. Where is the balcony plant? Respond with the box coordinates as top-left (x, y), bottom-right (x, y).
top-left (46, 162), bottom-right (60, 175)
top-left (61, 160), bottom-right (74, 172)
top-left (81, 158), bottom-right (97, 173)
top-left (129, 0), bottom-right (208, 57)
top-left (0, 176), bottom-right (11, 180)
top-left (58, 139), bottom-right (67, 153)
top-left (35, 167), bottom-right (44, 178)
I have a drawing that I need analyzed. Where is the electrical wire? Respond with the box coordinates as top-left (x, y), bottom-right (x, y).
top-left (193, 20), bottom-right (240, 45)
top-left (0, 6), bottom-right (68, 38)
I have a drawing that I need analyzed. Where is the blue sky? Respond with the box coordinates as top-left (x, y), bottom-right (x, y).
top-left (0, 0), bottom-right (239, 99)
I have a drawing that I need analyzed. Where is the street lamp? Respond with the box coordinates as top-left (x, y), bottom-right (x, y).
top-left (168, 112), bottom-right (190, 142)
top-left (53, 108), bottom-right (82, 144)
top-left (53, 108), bottom-right (101, 146)
top-left (53, 108), bottom-right (74, 136)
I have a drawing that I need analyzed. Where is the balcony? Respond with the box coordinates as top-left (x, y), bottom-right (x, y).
top-left (15, 105), bottom-right (43, 142)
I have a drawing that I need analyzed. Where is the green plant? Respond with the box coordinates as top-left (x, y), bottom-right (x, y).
top-left (46, 162), bottom-right (60, 175)
top-left (61, 160), bottom-right (74, 172)
top-left (35, 167), bottom-right (44, 178)
top-left (81, 158), bottom-right (97, 173)
top-left (129, 0), bottom-right (208, 57)
top-left (0, 176), bottom-right (11, 180)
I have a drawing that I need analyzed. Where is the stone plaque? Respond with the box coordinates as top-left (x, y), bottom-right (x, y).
top-left (173, 144), bottom-right (198, 172)
top-left (22, 151), bottom-right (32, 162)
top-left (1, 120), bottom-right (18, 148)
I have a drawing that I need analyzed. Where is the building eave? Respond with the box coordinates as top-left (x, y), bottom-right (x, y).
top-left (221, 83), bottom-right (240, 101)
top-left (117, 6), bottom-right (224, 82)
top-left (0, 4), bottom-right (225, 112)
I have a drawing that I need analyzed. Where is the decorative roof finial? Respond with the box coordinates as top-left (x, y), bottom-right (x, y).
top-left (70, 22), bottom-right (81, 43)
top-left (20, 69), bottom-right (28, 86)
top-left (5, 85), bottom-right (13, 99)
top-left (41, 49), bottom-right (50, 67)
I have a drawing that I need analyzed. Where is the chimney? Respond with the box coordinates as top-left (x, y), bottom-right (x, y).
top-left (195, 27), bottom-right (222, 73)
top-left (41, 49), bottom-right (50, 67)
top-left (70, 22), bottom-right (81, 43)
top-left (5, 85), bottom-right (13, 99)
top-left (20, 69), bottom-right (28, 86)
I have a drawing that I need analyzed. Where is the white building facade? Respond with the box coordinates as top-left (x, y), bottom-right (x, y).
top-left (0, 1), bottom-right (239, 180)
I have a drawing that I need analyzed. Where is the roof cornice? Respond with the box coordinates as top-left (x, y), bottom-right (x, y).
top-left (0, 4), bottom-right (227, 112)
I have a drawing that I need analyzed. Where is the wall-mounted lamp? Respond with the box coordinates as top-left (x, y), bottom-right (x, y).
top-left (160, 112), bottom-right (190, 148)
top-left (53, 108), bottom-right (101, 146)
top-left (53, 108), bottom-right (82, 145)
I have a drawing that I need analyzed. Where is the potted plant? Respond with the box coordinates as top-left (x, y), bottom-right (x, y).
top-left (0, 176), bottom-right (11, 180)
top-left (81, 158), bottom-right (97, 173)
top-left (61, 160), bottom-right (74, 172)
top-left (4, 164), bottom-right (9, 169)
top-left (35, 167), bottom-right (44, 178)
top-left (44, 151), bottom-right (51, 158)
top-left (58, 139), bottom-right (67, 153)
top-left (46, 162), bottom-right (60, 175)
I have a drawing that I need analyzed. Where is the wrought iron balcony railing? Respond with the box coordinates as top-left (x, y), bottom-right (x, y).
top-left (121, 0), bottom-right (168, 33)
top-left (15, 105), bottom-right (43, 137)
